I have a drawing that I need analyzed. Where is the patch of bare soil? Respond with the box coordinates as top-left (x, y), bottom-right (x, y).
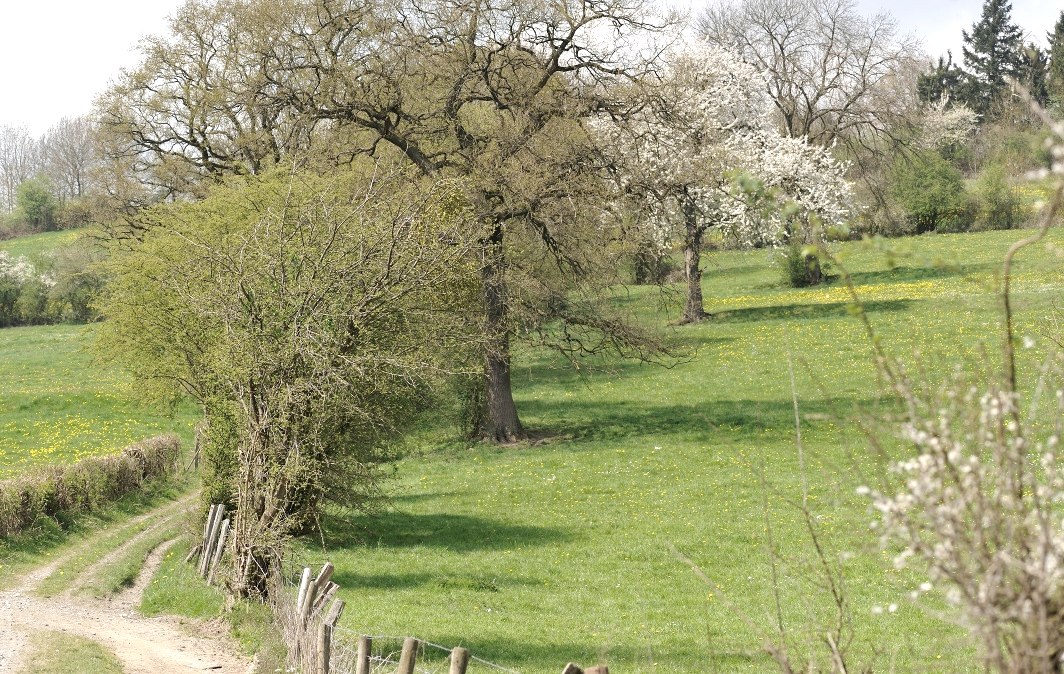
top-left (0, 498), bottom-right (253, 674)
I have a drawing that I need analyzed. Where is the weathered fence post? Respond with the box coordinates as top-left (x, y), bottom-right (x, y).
top-left (301, 562), bottom-right (334, 626)
top-left (449, 646), bottom-right (471, 674)
top-left (317, 622), bottom-right (332, 674)
top-left (206, 518), bottom-right (230, 584)
top-left (199, 504), bottom-right (226, 577)
top-left (397, 637), bottom-right (419, 674)
top-left (355, 635), bottom-right (371, 674)
top-left (323, 599), bottom-right (345, 628)
top-left (198, 504), bottom-right (218, 571)
top-left (296, 567), bottom-right (313, 614)
top-left (183, 543), bottom-right (202, 564)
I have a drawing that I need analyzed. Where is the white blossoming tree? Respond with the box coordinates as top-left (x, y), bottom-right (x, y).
top-left (600, 43), bottom-right (853, 323)
top-left (917, 98), bottom-right (979, 151)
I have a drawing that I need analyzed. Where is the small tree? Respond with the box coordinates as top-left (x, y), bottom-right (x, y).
top-left (890, 152), bottom-right (970, 233)
top-left (98, 166), bottom-right (485, 597)
top-left (599, 43), bottom-right (852, 318)
top-left (15, 176), bottom-right (57, 231)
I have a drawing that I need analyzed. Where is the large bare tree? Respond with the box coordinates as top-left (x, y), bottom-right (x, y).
top-left (40, 116), bottom-right (97, 202)
top-left (698, 0), bottom-right (924, 224)
top-left (96, 0), bottom-right (321, 205)
top-left (0, 126), bottom-right (39, 212)
top-left (98, 0), bottom-right (671, 443)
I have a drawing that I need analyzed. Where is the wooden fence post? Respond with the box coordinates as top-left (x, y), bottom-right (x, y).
top-left (183, 543), bottom-right (202, 564)
top-left (296, 567), bottom-right (312, 614)
top-left (323, 599), bottom-right (345, 628)
top-left (449, 646), bottom-right (470, 674)
top-left (199, 504), bottom-right (225, 577)
top-left (206, 518), bottom-right (230, 584)
top-left (198, 504), bottom-right (218, 570)
top-left (397, 637), bottom-right (419, 674)
top-left (300, 562), bottom-right (334, 625)
top-left (355, 636), bottom-right (371, 674)
top-left (317, 622), bottom-right (332, 674)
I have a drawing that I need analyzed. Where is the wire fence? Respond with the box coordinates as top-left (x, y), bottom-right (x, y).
top-left (272, 551), bottom-right (524, 674)
top-left (329, 631), bottom-right (521, 674)
top-left (191, 511), bottom-right (605, 674)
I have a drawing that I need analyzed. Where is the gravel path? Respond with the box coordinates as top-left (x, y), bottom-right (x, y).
top-left (0, 497), bottom-right (253, 673)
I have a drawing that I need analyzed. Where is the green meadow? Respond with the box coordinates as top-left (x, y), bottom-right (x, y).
top-left (0, 323), bottom-right (194, 477)
top-left (0, 230), bottom-right (80, 262)
top-left (289, 228), bottom-right (1063, 673)
top-left (1, 227), bottom-right (1062, 672)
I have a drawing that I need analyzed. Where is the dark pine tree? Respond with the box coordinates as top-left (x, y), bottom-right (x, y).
top-left (1049, 11), bottom-right (1064, 104)
top-left (1017, 44), bottom-right (1050, 107)
top-left (961, 0), bottom-right (1026, 113)
top-left (918, 51), bottom-right (967, 104)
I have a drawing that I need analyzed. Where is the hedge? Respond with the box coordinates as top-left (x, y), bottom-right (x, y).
top-left (0, 434), bottom-right (181, 537)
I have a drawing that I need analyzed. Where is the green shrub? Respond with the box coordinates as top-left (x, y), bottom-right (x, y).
top-left (890, 152), bottom-right (972, 233)
top-left (14, 177), bottom-right (58, 232)
top-left (47, 244), bottom-right (105, 323)
top-left (973, 164), bottom-right (1021, 230)
top-left (780, 242), bottom-right (824, 287)
top-left (0, 435), bottom-right (181, 537)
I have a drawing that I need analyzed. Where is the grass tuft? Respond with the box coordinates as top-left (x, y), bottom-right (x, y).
top-left (19, 630), bottom-right (124, 674)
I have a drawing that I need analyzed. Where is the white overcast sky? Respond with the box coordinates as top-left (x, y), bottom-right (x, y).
top-left (0, 0), bottom-right (1061, 136)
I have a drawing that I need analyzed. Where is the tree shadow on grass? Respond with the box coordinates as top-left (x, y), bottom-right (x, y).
top-left (846, 262), bottom-right (995, 286)
top-left (518, 396), bottom-right (885, 444)
top-left (518, 336), bottom-right (736, 385)
top-left (708, 299), bottom-right (911, 324)
top-left (342, 632), bottom-right (763, 673)
top-left (318, 510), bottom-right (571, 554)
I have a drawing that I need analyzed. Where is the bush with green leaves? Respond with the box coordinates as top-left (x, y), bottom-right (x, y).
top-left (890, 152), bottom-right (972, 233)
top-left (0, 243), bottom-right (104, 327)
top-left (14, 176), bottom-right (58, 232)
top-left (97, 165), bottom-right (486, 597)
top-left (779, 242), bottom-right (825, 287)
top-left (972, 164), bottom-right (1022, 230)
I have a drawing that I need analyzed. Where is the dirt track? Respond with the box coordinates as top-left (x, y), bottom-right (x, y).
top-left (0, 497), bottom-right (253, 673)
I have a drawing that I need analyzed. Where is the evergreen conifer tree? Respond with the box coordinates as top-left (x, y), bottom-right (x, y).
top-left (918, 51), bottom-right (967, 104)
top-left (1017, 44), bottom-right (1050, 106)
top-left (1049, 11), bottom-right (1064, 104)
top-left (961, 0), bottom-right (1026, 113)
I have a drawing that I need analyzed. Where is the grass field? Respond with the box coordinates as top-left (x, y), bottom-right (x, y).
top-left (0, 324), bottom-right (195, 477)
top-left (288, 228), bottom-right (1064, 673)
top-left (1, 226), bottom-right (1061, 672)
top-left (0, 230), bottom-right (81, 262)
top-left (20, 631), bottom-right (124, 674)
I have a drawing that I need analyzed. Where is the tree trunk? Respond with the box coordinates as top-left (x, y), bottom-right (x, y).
top-left (479, 227), bottom-right (525, 443)
top-left (681, 199), bottom-right (707, 324)
top-left (230, 430), bottom-right (278, 599)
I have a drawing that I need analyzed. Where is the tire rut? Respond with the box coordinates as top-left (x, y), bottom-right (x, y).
top-left (64, 496), bottom-right (194, 598)
top-left (0, 494), bottom-right (253, 674)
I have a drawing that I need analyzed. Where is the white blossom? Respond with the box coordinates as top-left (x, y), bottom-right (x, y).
top-left (0, 251), bottom-right (37, 284)
top-left (595, 41), bottom-right (853, 250)
top-left (917, 98), bottom-right (978, 151)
